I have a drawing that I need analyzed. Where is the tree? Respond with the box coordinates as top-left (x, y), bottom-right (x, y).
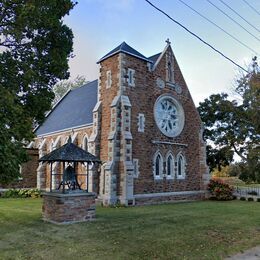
top-left (198, 57), bottom-right (260, 180)
top-left (0, 0), bottom-right (76, 184)
top-left (53, 75), bottom-right (88, 105)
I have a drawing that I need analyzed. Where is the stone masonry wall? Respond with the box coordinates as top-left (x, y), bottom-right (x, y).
top-left (42, 192), bottom-right (96, 224)
top-left (134, 192), bottom-right (206, 206)
top-left (123, 45), bottom-right (207, 196)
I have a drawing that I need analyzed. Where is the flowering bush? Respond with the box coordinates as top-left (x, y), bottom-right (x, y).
top-left (1, 188), bottom-right (41, 198)
top-left (208, 179), bottom-right (234, 200)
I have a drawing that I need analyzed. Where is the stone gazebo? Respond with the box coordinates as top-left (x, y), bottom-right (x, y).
top-left (39, 137), bottom-right (101, 224)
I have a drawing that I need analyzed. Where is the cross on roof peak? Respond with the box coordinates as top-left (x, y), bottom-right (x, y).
top-left (165, 38), bottom-right (171, 45)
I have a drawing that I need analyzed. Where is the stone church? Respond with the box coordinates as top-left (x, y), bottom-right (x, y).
top-left (31, 40), bottom-right (209, 206)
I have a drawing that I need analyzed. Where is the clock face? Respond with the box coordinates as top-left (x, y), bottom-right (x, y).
top-left (154, 95), bottom-right (184, 137)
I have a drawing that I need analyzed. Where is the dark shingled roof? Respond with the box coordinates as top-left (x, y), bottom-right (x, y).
top-left (98, 42), bottom-right (152, 63)
top-left (39, 137), bottom-right (101, 163)
top-left (35, 80), bottom-right (98, 136)
top-left (148, 52), bottom-right (161, 64)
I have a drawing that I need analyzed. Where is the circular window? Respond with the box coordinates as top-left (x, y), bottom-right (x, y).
top-left (154, 95), bottom-right (184, 137)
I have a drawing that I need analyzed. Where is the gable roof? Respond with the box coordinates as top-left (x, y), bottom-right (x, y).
top-left (98, 42), bottom-right (152, 63)
top-left (152, 44), bottom-right (172, 71)
top-left (148, 52), bottom-right (161, 64)
top-left (35, 80), bottom-right (98, 136)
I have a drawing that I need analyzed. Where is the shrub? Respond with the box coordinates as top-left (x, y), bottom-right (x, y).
top-left (208, 179), bottom-right (234, 201)
top-left (247, 191), bottom-right (258, 196)
top-left (248, 197), bottom-right (254, 201)
top-left (1, 188), bottom-right (41, 198)
top-left (257, 198), bottom-right (260, 202)
top-left (240, 197), bottom-right (246, 201)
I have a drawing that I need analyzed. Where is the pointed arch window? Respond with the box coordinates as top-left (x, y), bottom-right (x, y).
top-left (82, 135), bottom-right (88, 152)
top-left (166, 153), bottom-right (174, 179)
top-left (50, 140), bottom-right (55, 152)
top-left (153, 152), bottom-right (163, 179)
top-left (177, 153), bottom-right (186, 179)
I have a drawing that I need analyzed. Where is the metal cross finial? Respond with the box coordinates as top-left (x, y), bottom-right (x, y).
top-left (166, 38), bottom-right (171, 45)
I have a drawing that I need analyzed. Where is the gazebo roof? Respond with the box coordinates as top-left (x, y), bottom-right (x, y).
top-left (39, 137), bottom-right (101, 163)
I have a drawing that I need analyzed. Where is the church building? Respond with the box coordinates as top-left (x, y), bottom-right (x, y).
top-left (33, 40), bottom-right (209, 206)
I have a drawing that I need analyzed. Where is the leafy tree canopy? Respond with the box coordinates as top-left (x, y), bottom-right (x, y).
top-left (0, 0), bottom-right (76, 184)
top-left (53, 75), bottom-right (88, 105)
top-left (198, 57), bottom-right (260, 181)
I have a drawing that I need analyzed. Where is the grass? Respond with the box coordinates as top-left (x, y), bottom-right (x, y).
top-left (1, 199), bottom-right (260, 260)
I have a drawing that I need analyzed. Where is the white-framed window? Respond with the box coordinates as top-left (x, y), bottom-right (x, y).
top-left (166, 152), bottom-right (174, 179)
top-left (82, 135), bottom-right (88, 151)
top-left (52, 136), bottom-right (61, 150)
top-left (153, 151), bottom-right (163, 179)
top-left (133, 159), bottom-right (140, 178)
top-left (177, 153), bottom-right (186, 179)
top-left (127, 68), bottom-right (135, 87)
top-left (106, 70), bottom-right (112, 88)
top-left (138, 113), bottom-right (145, 132)
top-left (166, 52), bottom-right (174, 83)
top-left (64, 136), bottom-right (69, 144)
top-left (71, 132), bottom-right (78, 144)
top-left (50, 140), bottom-right (54, 152)
top-left (18, 165), bottom-right (23, 181)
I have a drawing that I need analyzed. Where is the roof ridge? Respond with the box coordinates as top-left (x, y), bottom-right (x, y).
top-left (97, 42), bottom-right (152, 63)
top-left (71, 79), bottom-right (98, 91)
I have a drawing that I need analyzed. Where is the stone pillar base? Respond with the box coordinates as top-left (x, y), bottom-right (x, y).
top-left (42, 191), bottom-right (96, 224)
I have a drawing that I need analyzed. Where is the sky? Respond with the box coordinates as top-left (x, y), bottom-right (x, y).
top-left (64, 0), bottom-right (260, 105)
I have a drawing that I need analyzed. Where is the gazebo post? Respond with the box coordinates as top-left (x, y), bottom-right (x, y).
top-left (50, 162), bottom-right (52, 192)
top-left (74, 162), bottom-right (77, 189)
top-left (62, 161), bottom-right (65, 193)
top-left (62, 161), bottom-right (65, 191)
top-left (87, 162), bottom-right (89, 192)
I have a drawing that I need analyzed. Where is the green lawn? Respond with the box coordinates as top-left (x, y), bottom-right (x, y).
top-left (0, 199), bottom-right (260, 260)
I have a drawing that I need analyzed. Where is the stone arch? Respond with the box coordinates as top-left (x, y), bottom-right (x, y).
top-left (166, 151), bottom-right (174, 179)
top-left (82, 134), bottom-right (89, 151)
top-left (153, 150), bottom-right (163, 179)
top-left (176, 152), bottom-right (186, 179)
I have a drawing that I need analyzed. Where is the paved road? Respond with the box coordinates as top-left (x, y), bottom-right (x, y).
top-left (226, 246), bottom-right (260, 260)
